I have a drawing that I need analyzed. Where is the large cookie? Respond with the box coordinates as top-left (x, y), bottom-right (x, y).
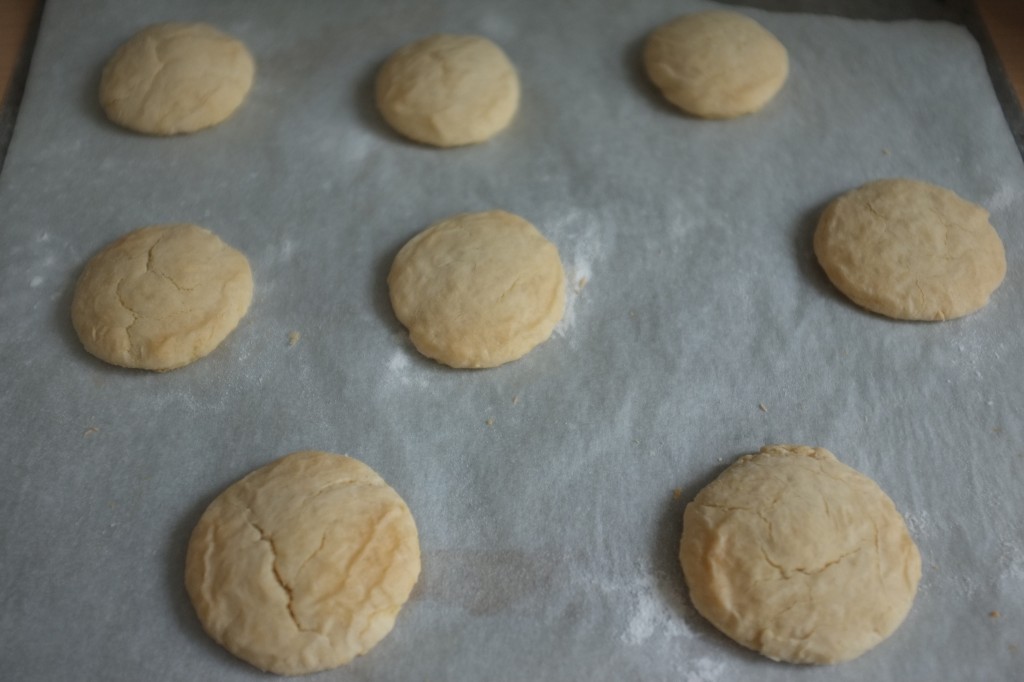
top-left (185, 450), bottom-right (421, 675)
top-left (680, 444), bottom-right (921, 664)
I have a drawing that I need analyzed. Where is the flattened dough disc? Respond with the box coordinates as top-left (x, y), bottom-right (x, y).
top-left (644, 11), bottom-right (788, 119)
top-left (388, 210), bottom-right (565, 368)
top-left (680, 444), bottom-right (921, 664)
top-left (376, 34), bottom-right (520, 147)
top-left (185, 450), bottom-right (421, 675)
top-left (814, 178), bottom-right (1006, 320)
top-left (100, 22), bottom-right (255, 135)
top-left (71, 223), bottom-right (253, 371)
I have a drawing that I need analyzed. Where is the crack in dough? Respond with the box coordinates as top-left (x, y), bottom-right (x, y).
top-left (99, 22), bottom-right (254, 136)
top-left (71, 223), bottom-right (252, 370)
top-left (185, 450), bottom-right (420, 676)
top-left (680, 444), bottom-right (921, 664)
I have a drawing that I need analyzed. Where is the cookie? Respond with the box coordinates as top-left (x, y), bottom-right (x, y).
top-left (99, 22), bottom-right (255, 135)
top-left (814, 178), bottom-right (1007, 320)
top-left (388, 210), bottom-right (565, 368)
top-left (375, 34), bottom-right (520, 147)
top-left (680, 445), bottom-right (921, 664)
top-left (71, 223), bottom-right (253, 370)
top-left (185, 450), bottom-right (421, 676)
top-left (644, 11), bottom-right (788, 119)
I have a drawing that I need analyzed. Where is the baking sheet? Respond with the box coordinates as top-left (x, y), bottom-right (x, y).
top-left (1, 0), bottom-right (1022, 680)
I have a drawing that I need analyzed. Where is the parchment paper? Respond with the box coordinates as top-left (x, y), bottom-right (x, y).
top-left (1, 1), bottom-right (1022, 680)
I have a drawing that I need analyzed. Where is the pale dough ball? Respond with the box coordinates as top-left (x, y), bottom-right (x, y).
top-left (388, 210), bottom-right (565, 368)
top-left (814, 178), bottom-right (1007, 320)
top-left (71, 224), bottom-right (253, 371)
top-left (644, 11), bottom-right (788, 119)
top-left (99, 22), bottom-right (255, 135)
top-left (680, 445), bottom-right (921, 664)
top-left (185, 450), bottom-right (421, 676)
top-left (375, 34), bottom-right (520, 147)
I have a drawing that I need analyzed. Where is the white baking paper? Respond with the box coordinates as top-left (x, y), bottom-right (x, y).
top-left (1, 1), bottom-right (1021, 680)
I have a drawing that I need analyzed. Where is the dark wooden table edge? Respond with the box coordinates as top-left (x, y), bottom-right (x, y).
top-left (0, 0), bottom-right (43, 178)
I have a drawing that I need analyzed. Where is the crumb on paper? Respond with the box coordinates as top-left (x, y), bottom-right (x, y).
top-left (990, 611), bottom-right (1001, 619)
top-left (632, 439), bottom-right (640, 447)
top-left (84, 426), bottom-right (99, 437)
top-left (672, 488), bottom-right (682, 501)
top-left (758, 402), bottom-right (768, 413)
top-left (288, 331), bottom-right (301, 347)
top-left (576, 276), bottom-right (588, 293)
top-left (486, 417), bottom-right (495, 427)
top-left (512, 395), bottom-right (520, 405)
top-left (882, 147), bottom-right (891, 156)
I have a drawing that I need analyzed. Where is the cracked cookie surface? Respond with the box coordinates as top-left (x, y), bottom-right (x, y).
top-left (814, 178), bottom-right (1006, 320)
top-left (71, 223), bottom-right (253, 370)
top-left (185, 450), bottom-right (421, 676)
top-left (644, 11), bottom-right (788, 119)
top-left (99, 22), bottom-right (254, 135)
top-left (375, 34), bottom-right (519, 147)
top-left (388, 210), bottom-right (565, 368)
top-left (680, 445), bottom-right (921, 664)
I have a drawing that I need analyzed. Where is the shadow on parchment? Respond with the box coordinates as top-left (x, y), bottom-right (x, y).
top-left (793, 197), bottom-right (852, 308)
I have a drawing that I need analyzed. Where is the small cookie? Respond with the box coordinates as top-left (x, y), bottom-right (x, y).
top-left (375, 34), bottom-right (520, 147)
top-left (388, 210), bottom-right (565, 368)
top-left (680, 445), bottom-right (921, 664)
top-left (71, 224), bottom-right (253, 370)
top-left (100, 22), bottom-right (255, 135)
top-left (814, 179), bottom-right (1006, 320)
top-left (644, 11), bottom-right (788, 119)
top-left (185, 450), bottom-right (421, 676)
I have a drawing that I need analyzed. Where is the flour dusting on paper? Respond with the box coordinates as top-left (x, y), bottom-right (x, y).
top-left (385, 347), bottom-right (429, 389)
top-left (611, 568), bottom-right (694, 646)
top-left (985, 180), bottom-right (1016, 214)
top-left (553, 210), bottom-right (603, 344)
top-left (683, 657), bottom-right (726, 682)
top-left (998, 541), bottom-right (1024, 582)
top-left (903, 509), bottom-right (930, 538)
top-left (387, 349), bottom-right (410, 373)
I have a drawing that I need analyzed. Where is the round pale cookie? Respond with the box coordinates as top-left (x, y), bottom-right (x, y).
top-left (375, 34), bottom-right (520, 147)
top-left (71, 224), bottom-right (253, 370)
top-left (185, 450), bottom-right (421, 676)
top-left (680, 445), bottom-right (921, 664)
top-left (644, 11), bottom-right (788, 119)
top-left (99, 22), bottom-right (255, 135)
top-left (388, 210), bottom-right (565, 368)
top-left (814, 178), bottom-right (1006, 321)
